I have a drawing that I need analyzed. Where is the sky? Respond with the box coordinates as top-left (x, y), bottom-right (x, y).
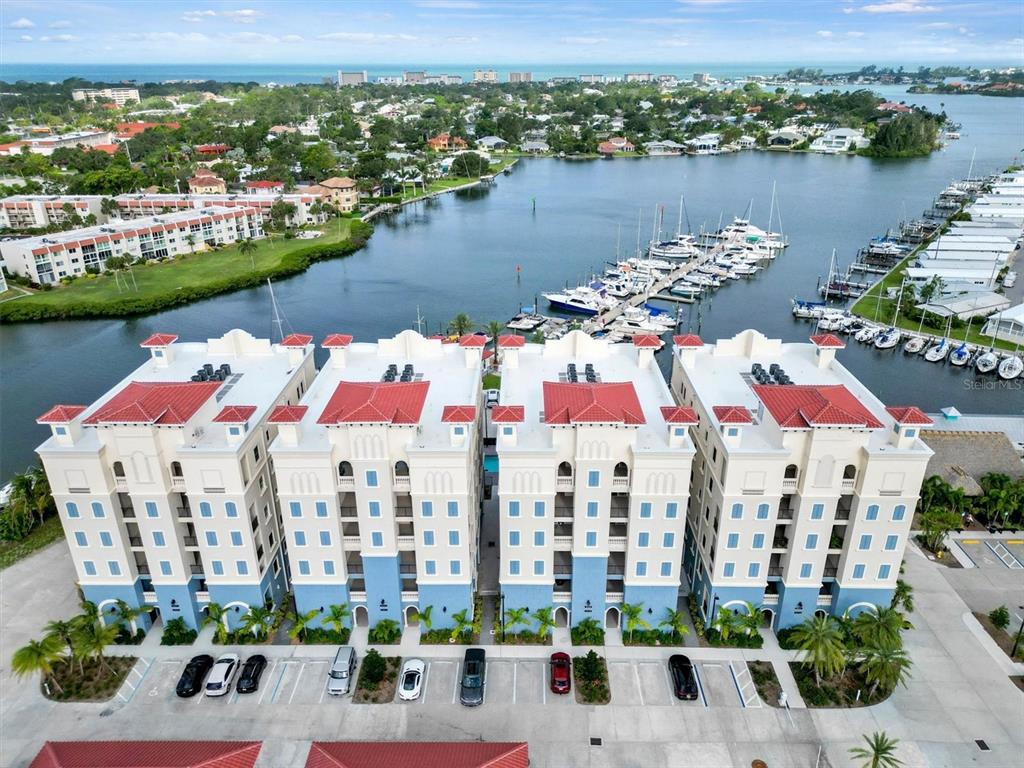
top-left (2, 0), bottom-right (1022, 67)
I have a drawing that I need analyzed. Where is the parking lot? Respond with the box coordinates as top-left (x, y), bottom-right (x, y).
top-left (945, 536), bottom-right (1024, 617)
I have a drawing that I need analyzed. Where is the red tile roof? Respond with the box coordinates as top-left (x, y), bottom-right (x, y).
top-left (885, 406), bottom-right (933, 426)
top-left (660, 405), bottom-right (698, 424)
top-left (809, 334), bottom-right (846, 349)
top-left (305, 742), bottom-right (528, 768)
top-left (497, 335), bottom-right (525, 348)
top-left (322, 334), bottom-right (354, 348)
top-left (543, 382), bottom-right (645, 425)
top-left (458, 334), bottom-right (487, 348)
top-left (318, 382), bottom-right (430, 425)
top-left (490, 405), bottom-right (525, 423)
top-left (712, 405), bottom-right (754, 425)
top-left (280, 334), bottom-right (313, 348)
top-left (244, 180), bottom-right (283, 189)
top-left (753, 385), bottom-right (884, 429)
top-left (268, 405), bottom-right (308, 423)
top-left (29, 740), bottom-right (262, 768)
top-left (140, 333), bottom-right (179, 348)
top-left (672, 334), bottom-right (703, 348)
top-left (632, 334), bottom-right (663, 348)
top-left (37, 405), bottom-right (87, 424)
top-left (84, 382), bottom-right (221, 426)
top-left (212, 405), bottom-right (257, 423)
top-left (441, 405), bottom-right (477, 423)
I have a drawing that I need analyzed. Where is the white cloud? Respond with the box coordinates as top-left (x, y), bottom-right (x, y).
top-left (19, 34), bottom-right (33, 41)
top-left (39, 34), bottom-right (78, 42)
top-left (182, 10), bottom-right (216, 22)
top-left (123, 31), bottom-right (211, 43)
top-left (858, 2), bottom-right (938, 13)
top-left (816, 30), bottom-right (834, 38)
top-left (657, 35), bottom-right (691, 47)
top-left (222, 31), bottom-right (282, 43)
top-left (446, 35), bottom-right (480, 43)
top-left (222, 8), bottom-right (265, 23)
top-left (316, 31), bottom-right (417, 43)
top-left (415, 0), bottom-right (482, 7)
top-left (49, 20), bottom-right (72, 28)
top-left (559, 35), bottom-right (607, 45)
top-left (9, 17), bottom-right (35, 28)
top-left (846, 30), bottom-right (866, 37)
top-left (281, 34), bottom-right (303, 42)
top-left (921, 21), bottom-right (955, 28)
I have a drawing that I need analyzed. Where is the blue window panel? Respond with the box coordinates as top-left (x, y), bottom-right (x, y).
top-left (660, 561), bottom-right (672, 577)
top-left (108, 561), bottom-right (121, 576)
top-left (752, 533), bottom-right (765, 549)
top-left (587, 501), bottom-right (598, 518)
top-left (730, 503), bottom-right (743, 520)
top-left (663, 532), bottom-right (675, 548)
top-left (91, 502), bottom-right (105, 518)
top-left (66, 502), bottom-right (80, 518)
top-left (534, 531), bottom-right (545, 546)
top-left (319, 531), bottom-right (331, 547)
top-left (145, 502), bottom-right (159, 518)
top-left (200, 502), bottom-right (212, 518)
top-left (371, 532), bottom-right (383, 547)
top-left (906, 428), bottom-right (916, 438)
top-left (448, 530), bottom-right (460, 546)
top-left (723, 562), bottom-right (735, 577)
top-left (878, 564), bottom-right (892, 580)
top-left (502, 426), bottom-right (514, 436)
top-left (640, 502), bottom-right (652, 519)
top-left (230, 531), bottom-right (243, 547)
top-left (294, 531), bottom-right (306, 547)
top-left (422, 500), bottom-right (434, 517)
top-left (810, 503), bottom-right (824, 520)
top-left (799, 563), bottom-right (812, 579)
top-left (636, 561), bottom-right (648, 577)
top-left (151, 531), bottom-right (164, 547)
top-left (298, 560), bottom-right (310, 576)
top-left (289, 501), bottom-right (302, 518)
top-left (448, 501), bottom-right (459, 518)
top-left (225, 502), bottom-right (238, 518)
top-left (674, 426), bottom-right (686, 437)
top-left (587, 470), bottom-right (600, 487)
top-left (507, 501), bottom-right (519, 517)
top-left (315, 501), bottom-right (328, 518)
top-left (756, 503), bottom-right (769, 520)
top-left (884, 534), bottom-right (898, 551)
top-left (423, 530), bottom-right (435, 546)
top-left (533, 501), bottom-right (545, 518)
top-left (453, 426), bottom-right (465, 436)
top-left (666, 502), bottom-right (678, 519)
top-left (212, 560), bottom-right (224, 576)
top-left (509, 531), bottom-right (520, 546)
top-left (805, 534), bottom-right (818, 550)
top-left (83, 560), bottom-right (96, 576)
top-left (726, 533), bottom-right (739, 549)
top-left (859, 534), bottom-right (872, 551)
top-left (534, 560), bottom-right (544, 576)
top-left (159, 561), bottom-right (172, 576)
top-left (74, 531), bottom-right (88, 547)
top-left (853, 563), bottom-right (866, 580)
top-left (748, 562), bottom-right (760, 578)
top-left (638, 532), bottom-right (650, 547)
top-left (450, 560), bottom-right (461, 576)
top-left (865, 504), bottom-right (879, 521)
top-left (892, 504), bottom-right (906, 521)
top-left (95, 531), bottom-right (111, 547)
top-left (206, 531), bottom-right (218, 547)
top-left (425, 560), bottom-right (437, 575)
top-left (585, 531), bottom-right (597, 548)
top-left (365, 470), bottom-right (378, 487)
top-left (368, 501), bottom-right (381, 518)
top-left (508, 560), bottom-right (520, 576)
top-left (727, 427), bottom-right (739, 437)
top-left (324, 560), bottom-right (335, 576)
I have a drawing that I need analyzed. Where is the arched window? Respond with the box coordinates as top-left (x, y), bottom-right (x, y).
top-left (842, 464), bottom-right (857, 480)
top-left (338, 461), bottom-right (353, 477)
top-left (557, 461), bottom-right (573, 477)
top-left (112, 461), bottom-right (125, 478)
top-left (170, 461), bottom-right (183, 478)
top-left (613, 462), bottom-right (629, 477)
top-left (784, 464), bottom-right (798, 479)
top-left (394, 460), bottom-right (410, 477)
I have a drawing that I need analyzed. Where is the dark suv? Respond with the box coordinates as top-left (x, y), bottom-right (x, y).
top-left (668, 654), bottom-right (699, 701)
top-left (459, 648), bottom-right (486, 706)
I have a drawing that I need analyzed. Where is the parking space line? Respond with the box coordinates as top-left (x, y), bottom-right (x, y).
top-left (986, 540), bottom-right (1024, 569)
top-left (452, 663), bottom-right (460, 704)
top-left (512, 661), bottom-right (517, 704)
top-left (541, 662), bottom-right (546, 705)
top-left (660, 663), bottom-right (677, 706)
top-left (633, 663), bottom-right (645, 707)
top-left (693, 665), bottom-right (709, 708)
top-left (258, 660), bottom-right (280, 705)
top-left (288, 663), bottom-right (306, 705)
top-left (419, 661), bottom-right (430, 704)
top-left (125, 657), bottom-right (154, 704)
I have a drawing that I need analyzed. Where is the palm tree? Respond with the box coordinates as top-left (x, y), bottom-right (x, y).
top-left (450, 608), bottom-right (473, 641)
top-left (323, 603), bottom-right (351, 637)
top-left (849, 731), bottom-right (903, 768)
top-left (503, 606), bottom-right (529, 635)
top-left (659, 608), bottom-right (690, 643)
top-left (711, 607), bottom-right (739, 644)
top-left (184, 233), bottom-right (197, 252)
top-left (919, 475), bottom-right (951, 513)
top-left (240, 606), bottom-right (274, 639)
top-left (485, 320), bottom-right (504, 368)
top-left (112, 599), bottom-right (146, 637)
top-left (532, 606), bottom-right (555, 637)
top-left (448, 312), bottom-right (473, 337)
top-left (852, 607), bottom-right (911, 651)
top-left (287, 608), bottom-right (321, 643)
top-left (202, 602), bottom-right (231, 644)
top-left (239, 238), bottom-right (258, 269)
top-left (860, 646), bottom-right (913, 698)
top-left (24, 465), bottom-right (52, 525)
top-left (791, 614), bottom-right (846, 686)
top-left (890, 581), bottom-right (914, 614)
top-left (44, 619), bottom-right (78, 654)
top-left (736, 601), bottom-right (762, 635)
top-left (72, 620), bottom-right (119, 674)
top-left (11, 636), bottom-right (66, 694)
top-left (416, 605), bottom-right (434, 631)
top-left (621, 601), bottom-right (650, 643)
top-left (76, 600), bottom-right (100, 628)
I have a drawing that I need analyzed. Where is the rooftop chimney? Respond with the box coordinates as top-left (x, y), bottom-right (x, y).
top-left (322, 334), bottom-right (353, 369)
top-left (140, 333), bottom-right (179, 367)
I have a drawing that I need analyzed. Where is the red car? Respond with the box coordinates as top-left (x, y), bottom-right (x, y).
top-left (549, 652), bottom-right (571, 694)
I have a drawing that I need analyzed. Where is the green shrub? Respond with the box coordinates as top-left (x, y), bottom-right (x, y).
top-left (368, 618), bottom-right (401, 644)
top-left (303, 626), bottom-right (351, 644)
top-left (160, 617), bottom-right (198, 646)
top-left (114, 626), bottom-right (146, 645)
top-left (571, 617), bottom-right (605, 646)
top-left (989, 605), bottom-right (1011, 631)
top-left (360, 649), bottom-right (387, 685)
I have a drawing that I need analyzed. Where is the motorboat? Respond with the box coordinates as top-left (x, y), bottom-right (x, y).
top-left (974, 350), bottom-right (999, 374)
top-left (507, 312), bottom-right (546, 332)
top-left (924, 339), bottom-right (950, 362)
top-left (670, 283), bottom-right (703, 297)
top-left (855, 325), bottom-right (881, 343)
top-left (840, 317), bottom-right (863, 333)
top-left (683, 274), bottom-right (721, 288)
top-left (948, 343), bottom-right (971, 366)
top-left (792, 299), bottom-right (828, 319)
top-left (621, 306), bottom-right (674, 331)
top-left (730, 263), bottom-right (759, 276)
top-left (998, 354), bottom-right (1023, 381)
top-left (543, 292), bottom-right (600, 315)
top-left (818, 314), bottom-right (846, 332)
top-left (903, 336), bottom-right (926, 354)
top-left (649, 234), bottom-right (700, 260)
top-left (874, 328), bottom-right (901, 349)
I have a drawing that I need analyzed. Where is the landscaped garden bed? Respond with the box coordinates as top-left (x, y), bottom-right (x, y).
top-left (573, 650), bottom-right (610, 705)
top-left (974, 608), bottom-right (1023, 663)
top-left (748, 661), bottom-right (783, 707)
top-left (45, 655), bottom-right (137, 702)
top-left (353, 650), bottom-right (400, 704)
top-left (420, 595), bottom-right (483, 645)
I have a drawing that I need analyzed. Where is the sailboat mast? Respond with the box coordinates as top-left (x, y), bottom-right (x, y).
top-left (636, 208), bottom-right (642, 258)
top-left (676, 195), bottom-right (684, 238)
top-left (768, 180), bottom-right (776, 233)
top-left (267, 278), bottom-right (284, 342)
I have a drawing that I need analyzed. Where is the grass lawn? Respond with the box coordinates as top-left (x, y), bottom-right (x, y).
top-left (0, 515), bottom-right (65, 571)
top-left (0, 286), bottom-right (33, 302)
top-left (482, 373), bottom-right (501, 389)
top-left (399, 157), bottom-right (517, 202)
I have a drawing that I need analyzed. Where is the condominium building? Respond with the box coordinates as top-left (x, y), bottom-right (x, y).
top-left (337, 71), bottom-right (368, 87)
top-left (508, 72), bottom-right (532, 83)
top-left (495, 332), bottom-right (696, 631)
top-left (71, 87), bottom-right (141, 106)
top-left (0, 195), bottom-right (104, 230)
top-left (269, 331), bottom-right (484, 630)
top-left (1, 206), bottom-right (263, 283)
top-left (35, 330), bottom-right (318, 630)
top-left (403, 71), bottom-right (426, 85)
top-left (0, 130), bottom-right (114, 157)
top-left (624, 73), bottom-right (655, 83)
top-left (473, 69), bottom-right (498, 83)
top-left (670, 330), bottom-right (933, 630)
top-left (115, 193), bottom-right (327, 226)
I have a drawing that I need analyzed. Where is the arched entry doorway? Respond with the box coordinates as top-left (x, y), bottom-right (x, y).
top-left (761, 608), bottom-right (775, 628)
top-left (353, 605), bottom-right (369, 627)
top-left (604, 606), bottom-right (620, 629)
top-left (814, 609), bottom-right (828, 619)
top-left (404, 605), bottom-right (419, 628)
top-left (555, 606), bottom-right (570, 628)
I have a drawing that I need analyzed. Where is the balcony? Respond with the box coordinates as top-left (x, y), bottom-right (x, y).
top-left (195, 591), bottom-right (211, 603)
top-left (395, 506), bottom-right (413, 519)
top-left (176, 507), bottom-right (192, 520)
top-left (841, 479), bottom-right (856, 493)
top-left (777, 507), bottom-right (794, 521)
top-left (555, 505), bottom-right (574, 519)
top-left (115, 477), bottom-right (128, 491)
top-left (605, 589), bottom-right (624, 602)
top-left (128, 536), bottom-right (143, 548)
top-left (607, 562), bottom-right (625, 576)
top-left (393, 476), bottom-right (411, 491)
top-left (399, 563), bottom-right (417, 575)
top-left (142, 591), bottom-right (157, 604)
top-left (823, 567), bottom-right (838, 578)
top-left (121, 507), bottom-right (136, 519)
top-left (189, 564), bottom-right (204, 575)
top-left (553, 535), bottom-right (573, 549)
top-left (772, 536), bottom-right (789, 549)
top-left (401, 590), bottom-right (419, 601)
top-left (781, 478), bottom-right (797, 493)
top-left (609, 505), bottom-right (629, 520)
top-left (816, 594), bottom-right (834, 607)
top-left (343, 535), bottom-right (361, 548)
top-left (768, 566), bottom-right (783, 577)
top-left (835, 508), bottom-right (850, 521)
top-left (611, 477), bottom-right (630, 490)
top-left (337, 475), bottom-right (356, 490)
top-left (556, 476), bottom-right (574, 490)
top-left (553, 591), bottom-right (572, 603)
top-left (397, 535), bottom-right (415, 549)
top-left (350, 590), bottom-right (367, 602)
top-left (170, 476), bottom-right (186, 491)
top-left (608, 536), bottom-right (627, 552)
top-left (136, 564), bottom-right (150, 575)
top-left (761, 594), bottom-right (779, 606)
top-left (183, 536), bottom-right (198, 547)
top-left (339, 506), bottom-right (358, 518)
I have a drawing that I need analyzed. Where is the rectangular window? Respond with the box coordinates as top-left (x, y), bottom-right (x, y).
top-left (638, 531), bottom-right (650, 548)
top-left (423, 530), bottom-right (435, 546)
top-left (587, 501), bottom-right (598, 518)
top-left (663, 532), bottom-right (675, 548)
top-left (587, 470), bottom-right (600, 487)
top-left (805, 533), bottom-right (818, 550)
top-left (83, 560), bottom-right (96, 576)
top-left (533, 501), bottom-right (545, 518)
top-left (884, 534), bottom-right (898, 551)
top-left (502, 426), bottom-right (514, 436)
top-left (507, 501), bottom-right (520, 517)
top-left (799, 563), bottom-right (812, 579)
top-left (756, 503), bottom-right (769, 520)
top-left (906, 428), bottom-right (916, 438)
top-left (298, 560), bottom-right (310, 576)
top-left (319, 531), bottom-right (331, 547)
top-left (723, 562), bottom-right (735, 577)
top-left (534, 560), bottom-right (544, 576)
top-left (200, 502), bottom-right (213, 518)
top-left (91, 502), bottom-right (105, 518)
top-left (371, 532), bottom-right (383, 547)
top-left (730, 503), bottom-right (743, 520)
top-left (324, 560), bottom-right (335, 576)
top-left (368, 501), bottom-right (381, 518)
top-left (448, 530), bottom-right (460, 546)
top-left (585, 531), bottom-right (597, 548)
top-left (225, 502), bottom-right (238, 518)
top-left (853, 563), bottom-right (866, 580)
top-left (859, 534), bottom-right (872, 551)
top-left (509, 560), bottom-right (520, 575)
top-left (636, 561), bottom-right (648, 577)
top-left (448, 501), bottom-right (459, 518)
top-left (205, 531), bottom-right (218, 547)
top-left (315, 501), bottom-right (328, 518)
top-left (151, 531), bottom-right (164, 547)
top-left (108, 561), bottom-right (121, 576)
top-left (453, 425), bottom-right (465, 436)
top-left (666, 502), bottom-right (678, 519)
top-left (145, 502), bottom-right (159, 518)
top-left (660, 561), bottom-right (672, 577)
top-left (293, 531), bottom-right (306, 546)
top-left (450, 560), bottom-right (461, 576)
top-left (425, 560), bottom-right (437, 575)
top-left (422, 500), bottom-right (434, 517)
top-left (892, 504), bottom-right (906, 522)
top-left (878, 564), bottom-right (891, 580)
top-left (810, 503), bottom-right (824, 520)
top-left (640, 502), bottom-right (652, 519)
top-left (159, 560), bottom-right (172, 576)
top-left (66, 502), bottom-right (80, 518)
top-left (865, 504), bottom-right (879, 521)
top-left (726, 533), bottom-right (739, 549)
top-left (230, 531), bottom-right (243, 547)
top-left (748, 562), bottom-right (760, 578)
top-left (533, 531), bottom-right (545, 547)
top-left (212, 560), bottom-right (224, 576)
top-left (289, 501), bottom-right (302, 518)
top-left (508, 531), bottom-right (520, 546)
top-left (749, 533), bottom-right (763, 550)
top-left (365, 470), bottom-right (378, 487)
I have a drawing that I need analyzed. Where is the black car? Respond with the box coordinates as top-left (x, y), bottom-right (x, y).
top-left (459, 648), bottom-right (486, 706)
top-left (176, 654), bottom-right (214, 698)
top-left (668, 654), bottom-right (699, 701)
top-left (235, 654), bottom-right (268, 694)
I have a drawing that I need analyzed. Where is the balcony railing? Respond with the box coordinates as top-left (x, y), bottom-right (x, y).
top-left (343, 535), bottom-right (361, 548)
top-left (397, 535), bottom-right (415, 548)
top-left (121, 507), bottom-right (136, 519)
top-left (176, 507), bottom-right (192, 519)
top-left (823, 567), bottom-right (838, 578)
top-left (554, 563), bottom-right (572, 575)
top-left (170, 476), bottom-right (186, 491)
top-left (553, 536), bottom-right (573, 549)
top-left (399, 563), bottom-right (417, 574)
top-left (781, 478), bottom-right (797, 493)
top-left (195, 591), bottom-right (211, 603)
top-left (777, 508), bottom-right (794, 521)
top-left (339, 506), bottom-right (358, 518)
top-left (835, 508), bottom-right (851, 521)
top-left (393, 476), bottom-right (411, 491)
top-left (610, 506), bottom-right (629, 519)
top-left (841, 479), bottom-right (856, 492)
top-left (136, 564), bottom-right (150, 575)
top-left (608, 535), bottom-right (627, 550)
top-left (605, 590), bottom-right (624, 602)
top-left (555, 506), bottom-right (573, 519)
top-left (556, 477), bottom-right (574, 490)
top-left (115, 477), bottom-right (128, 490)
top-left (183, 536), bottom-right (198, 547)
top-left (128, 536), bottom-right (143, 547)
top-left (189, 564), bottom-right (204, 575)
top-left (761, 594), bottom-right (779, 605)
top-left (337, 475), bottom-right (356, 490)
top-left (772, 536), bottom-right (789, 549)
top-left (611, 477), bottom-right (630, 489)
top-left (346, 566), bottom-right (364, 577)
top-left (768, 566), bottom-right (783, 577)
top-left (350, 590), bottom-right (367, 602)
top-left (395, 506), bottom-right (413, 519)
top-left (607, 564), bottom-right (625, 575)
top-left (816, 594), bottom-right (834, 607)
top-left (553, 591), bottom-right (572, 602)
top-left (401, 590), bottom-right (419, 601)
top-left (142, 591), bottom-right (157, 603)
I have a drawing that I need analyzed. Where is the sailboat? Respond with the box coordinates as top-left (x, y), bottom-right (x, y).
top-left (998, 349), bottom-right (1024, 380)
top-left (948, 342), bottom-right (971, 366)
top-left (903, 336), bottom-right (926, 354)
top-left (974, 349), bottom-right (999, 374)
top-left (924, 337), bottom-right (949, 362)
top-left (875, 328), bottom-right (901, 349)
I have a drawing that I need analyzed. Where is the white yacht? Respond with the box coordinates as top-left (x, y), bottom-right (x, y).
top-left (874, 328), bottom-right (901, 349)
top-left (924, 339), bottom-right (950, 362)
top-left (903, 336), bottom-right (926, 354)
top-left (948, 343), bottom-right (971, 366)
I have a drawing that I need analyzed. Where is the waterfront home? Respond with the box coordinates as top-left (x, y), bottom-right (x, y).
top-left (736, 135), bottom-right (758, 150)
top-left (916, 291), bottom-right (1010, 321)
top-left (243, 180), bottom-right (285, 195)
top-left (643, 140), bottom-right (685, 156)
top-left (521, 140), bottom-right (550, 154)
top-left (767, 129), bottom-right (804, 148)
top-left (195, 143), bottom-right (231, 157)
top-left (477, 136), bottom-right (509, 151)
top-left (685, 133), bottom-right (721, 155)
top-left (427, 133), bottom-right (468, 151)
top-left (310, 176), bottom-right (359, 213)
top-left (810, 128), bottom-right (869, 154)
top-left (982, 303), bottom-right (1024, 345)
top-left (878, 101), bottom-right (912, 113)
top-left (187, 170), bottom-right (227, 195)
top-left (598, 137), bottom-right (634, 155)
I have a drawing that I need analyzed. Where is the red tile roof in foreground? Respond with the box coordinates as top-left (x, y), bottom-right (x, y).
top-left (632, 334), bottom-right (663, 348)
top-left (322, 334), bottom-right (354, 348)
top-left (305, 742), bottom-right (528, 768)
top-left (490, 405), bottom-right (525, 423)
top-left (441, 405), bottom-right (477, 423)
top-left (84, 382), bottom-right (221, 426)
top-left (140, 333), bottom-right (179, 348)
top-left (280, 333), bottom-right (313, 347)
top-left (458, 334), bottom-right (487, 348)
top-left (497, 335), bottom-right (525, 348)
top-left (543, 382), bottom-right (645, 425)
top-left (267, 405), bottom-right (308, 423)
top-left (30, 740), bottom-right (261, 768)
top-left (672, 334), bottom-right (703, 348)
top-left (660, 405), bottom-right (698, 424)
top-left (318, 381), bottom-right (430, 425)
top-left (809, 334), bottom-right (846, 349)
top-left (712, 405), bottom-right (754, 425)
top-left (885, 406), bottom-right (933, 426)
top-left (753, 385), bottom-right (884, 430)
top-left (212, 405), bottom-right (257, 423)
top-left (37, 405), bottom-right (87, 424)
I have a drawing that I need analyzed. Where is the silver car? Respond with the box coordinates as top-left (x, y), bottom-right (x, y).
top-left (327, 646), bottom-right (356, 696)
top-left (204, 653), bottom-right (239, 697)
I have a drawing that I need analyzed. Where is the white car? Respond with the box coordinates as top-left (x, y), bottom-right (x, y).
top-left (484, 389), bottom-right (500, 408)
top-left (397, 658), bottom-right (425, 701)
top-left (204, 653), bottom-right (240, 697)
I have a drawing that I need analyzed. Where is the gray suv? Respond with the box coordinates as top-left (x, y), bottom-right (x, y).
top-left (459, 648), bottom-right (486, 706)
top-left (327, 646), bottom-right (356, 696)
